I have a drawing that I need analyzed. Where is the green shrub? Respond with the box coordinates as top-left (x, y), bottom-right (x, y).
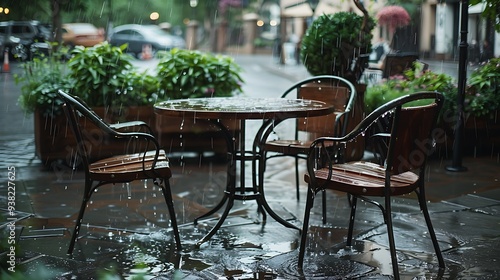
top-left (365, 59), bottom-right (500, 119)
top-left (67, 42), bottom-right (158, 108)
top-left (16, 52), bottom-right (72, 117)
top-left (300, 12), bottom-right (375, 83)
top-left (364, 65), bottom-right (457, 114)
top-left (467, 57), bottom-right (500, 118)
top-left (17, 45), bottom-right (245, 117)
top-left (156, 49), bottom-right (244, 100)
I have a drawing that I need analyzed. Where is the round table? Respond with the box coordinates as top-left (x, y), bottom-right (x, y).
top-left (154, 97), bottom-right (335, 246)
top-left (154, 97), bottom-right (335, 119)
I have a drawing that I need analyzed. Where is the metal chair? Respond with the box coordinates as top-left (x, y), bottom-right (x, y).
top-left (253, 75), bottom-right (356, 202)
top-left (57, 90), bottom-right (181, 254)
top-left (382, 53), bottom-right (419, 78)
top-left (298, 91), bottom-right (446, 279)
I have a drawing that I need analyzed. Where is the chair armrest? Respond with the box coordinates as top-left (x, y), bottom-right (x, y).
top-left (110, 121), bottom-right (154, 134)
top-left (111, 130), bottom-right (163, 172)
top-left (369, 133), bottom-right (391, 165)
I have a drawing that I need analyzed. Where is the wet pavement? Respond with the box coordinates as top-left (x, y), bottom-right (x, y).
top-left (1, 55), bottom-right (500, 279)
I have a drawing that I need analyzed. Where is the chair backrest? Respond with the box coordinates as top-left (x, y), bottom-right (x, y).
top-left (57, 90), bottom-right (123, 169)
top-left (363, 91), bottom-right (444, 175)
top-left (382, 53), bottom-right (419, 78)
top-left (282, 75), bottom-right (356, 140)
top-left (388, 99), bottom-right (442, 174)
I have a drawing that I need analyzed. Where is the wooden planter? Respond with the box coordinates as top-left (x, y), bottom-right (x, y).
top-left (155, 114), bottom-right (240, 157)
top-left (436, 112), bottom-right (500, 157)
top-left (34, 106), bottom-right (239, 165)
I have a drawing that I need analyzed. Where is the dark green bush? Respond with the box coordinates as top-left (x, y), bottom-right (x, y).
top-left (467, 57), bottom-right (500, 118)
top-left (364, 64), bottom-right (457, 114)
top-left (300, 12), bottom-right (375, 82)
top-left (67, 42), bottom-right (156, 108)
top-left (17, 45), bottom-right (245, 117)
top-left (156, 49), bottom-right (244, 100)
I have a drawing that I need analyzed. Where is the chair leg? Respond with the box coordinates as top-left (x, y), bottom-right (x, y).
top-left (257, 151), bottom-right (267, 216)
top-left (294, 157), bottom-right (300, 201)
top-left (417, 190), bottom-right (445, 269)
top-left (159, 178), bottom-right (182, 251)
top-left (346, 195), bottom-right (358, 246)
top-left (384, 195), bottom-right (400, 280)
top-left (322, 190), bottom-right (327, 224)
top-left (298, 186), bottom-right (316, 270)
top-left (68, 180), bottom-right (93, 254)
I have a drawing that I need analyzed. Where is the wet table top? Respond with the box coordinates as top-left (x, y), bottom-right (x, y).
top-left (154, 97), bottom-right (335, 120)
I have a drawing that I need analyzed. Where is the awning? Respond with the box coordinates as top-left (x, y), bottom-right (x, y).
top-left (468, 3), bottom-right (485, 14)
top-left (280, 0), bottom-right (341, 18)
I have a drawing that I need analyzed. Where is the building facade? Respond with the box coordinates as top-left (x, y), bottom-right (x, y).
top-left (257, 0), bottom-right (498, 61)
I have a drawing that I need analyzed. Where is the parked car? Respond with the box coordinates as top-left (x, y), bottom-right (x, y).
top-left (62, 23), bottom-right (104, 48)
top-left (109, 24), bottom-right (185, 58)
top-left (0, 20), bottom-right (51, 61)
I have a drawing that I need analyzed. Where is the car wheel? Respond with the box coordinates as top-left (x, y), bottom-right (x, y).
top-left (11, 44), bottom-right (29, 61)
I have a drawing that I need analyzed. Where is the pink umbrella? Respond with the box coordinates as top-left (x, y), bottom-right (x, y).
top-left (376, 5), bottom-right (411, 32)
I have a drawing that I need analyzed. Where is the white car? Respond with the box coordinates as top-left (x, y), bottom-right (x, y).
top-left (109, 24), bottom-right (185, 58)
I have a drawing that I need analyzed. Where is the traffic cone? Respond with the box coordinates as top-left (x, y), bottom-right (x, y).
top-left (2, 50), bottom-right (10, 73)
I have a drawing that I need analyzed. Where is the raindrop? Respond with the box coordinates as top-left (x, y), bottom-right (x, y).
top-left (126, 182), bottom-right (131, 199)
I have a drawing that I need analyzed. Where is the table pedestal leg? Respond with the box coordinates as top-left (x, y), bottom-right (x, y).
top-left (194, 119), bottom-right (299, 248)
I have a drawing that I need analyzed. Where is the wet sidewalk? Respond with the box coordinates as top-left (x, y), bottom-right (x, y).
top-left (1, 55), bottom-right (500, 279)
top-left (2, 136), bottom-right (500, 279)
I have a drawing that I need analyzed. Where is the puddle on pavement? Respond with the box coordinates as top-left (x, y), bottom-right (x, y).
top-left (7, 176), bottom-right (500, 279)
top-left (7, 214), bottom-right (500, 279)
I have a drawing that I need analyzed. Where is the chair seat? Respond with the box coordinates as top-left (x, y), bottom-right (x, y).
top-left (264, 140), bottom-right (312, 155)
top-left (304, 161), bottom-right (419, 196)
top-left (89, 150), bottom-right (172, 182)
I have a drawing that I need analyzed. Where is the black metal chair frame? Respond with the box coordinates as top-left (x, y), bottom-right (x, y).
top-left (57, 90), bottom-right (181, 254)
top-left (298, 91), bottom-right (446, 279)
top-left (253, 75), bottom-right (357, 202)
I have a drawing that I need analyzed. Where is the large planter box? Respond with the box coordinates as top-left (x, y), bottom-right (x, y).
top-left (34, 106), bottom-right (240, 165)
top-left (155, 114), bottom-right (240, 158)
top-left (435, 112), bottom-right (500, 157)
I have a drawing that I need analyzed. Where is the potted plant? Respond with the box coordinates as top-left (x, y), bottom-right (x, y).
top-left (155, 48), bottom-right (243, 99)
top-left (17, 43), bottom-right (160, 164)
top-left (461, 58), bottom-right (500, 154)
top-left (364, 60), bottom-right (500, 120)
top-left (364, 59), bottom-right (500, 155)
top-left (299, 0), bottom-right (375, 160)
top-left (300, 1), bottom-right (375, 85)
top-left (467, 57), bottom-right (500, 118)
top-left (16, 44), bottom-right (245, 165)
top-left (364, 64), bottom-right (457, 114)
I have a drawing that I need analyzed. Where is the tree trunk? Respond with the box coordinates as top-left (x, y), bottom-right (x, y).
top-left (52, 0), bottom-right (63, 45)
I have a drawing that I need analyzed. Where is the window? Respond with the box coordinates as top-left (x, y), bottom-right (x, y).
top-left (12, 24), bottom-right (34, 37)
top-left (0, 26), bottom-right (7, 36)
